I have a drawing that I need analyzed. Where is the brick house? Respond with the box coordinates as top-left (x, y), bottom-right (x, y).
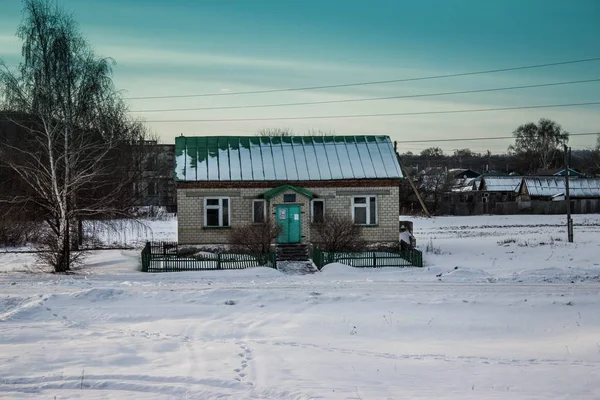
top-left (175, 135), bottom-right (403, 247)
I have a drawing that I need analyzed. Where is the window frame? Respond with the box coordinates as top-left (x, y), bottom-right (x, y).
top-left (252, 199), bottom-right (266, 224)
top-left (351, 195), bottom-right (378, 225)
top-left (203, 197), bottom-right (230, 228)
top-left (311, 199), bottom-right (325, 223)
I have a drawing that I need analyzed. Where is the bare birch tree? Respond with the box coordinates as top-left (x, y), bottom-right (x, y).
top-left (0, 0), bottom-right (145, 272)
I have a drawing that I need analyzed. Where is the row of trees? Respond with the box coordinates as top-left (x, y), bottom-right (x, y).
top-left (258, 120), bottom-right (598, 176)
top-left (0, 0), bottom-right (149, 272)
top-left (410, 119), bottom-right (599, 176)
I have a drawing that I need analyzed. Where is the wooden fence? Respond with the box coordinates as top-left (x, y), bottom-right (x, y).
top-left (312, 247), bottom-right (423, 270)
top-left (141, 242), bottom-right (277, 272)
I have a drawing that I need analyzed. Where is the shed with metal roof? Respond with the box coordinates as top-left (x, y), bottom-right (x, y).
top-left (519, 177), bottom-right (600, 199)
top-left (478, 176), bottom-right (522, 193)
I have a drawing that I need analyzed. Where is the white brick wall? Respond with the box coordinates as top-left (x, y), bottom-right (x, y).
top-left (177, 185), bottom-right (399, 245)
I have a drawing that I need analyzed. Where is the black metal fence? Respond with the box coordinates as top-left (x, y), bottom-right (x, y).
top-left (312, 247), bottom-right (423, 270)
top-left (141, 242), bottom-right (277, 272)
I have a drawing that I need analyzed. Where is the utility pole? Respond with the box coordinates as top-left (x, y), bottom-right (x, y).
top-left (564, 145), bottom-right (573, 242)
top-left (394, 141), bottom-right (431, 217)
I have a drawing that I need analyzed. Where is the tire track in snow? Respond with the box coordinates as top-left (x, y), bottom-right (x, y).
top-left (0, 376), bottom-right (240, 399)
top-left (0, 374), bottom-right (318, 400)
top-left (250, 339), bottom-right (600, 368)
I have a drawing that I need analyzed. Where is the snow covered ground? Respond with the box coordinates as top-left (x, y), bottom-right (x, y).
top-left (1, 215), bottom-right (600, 399)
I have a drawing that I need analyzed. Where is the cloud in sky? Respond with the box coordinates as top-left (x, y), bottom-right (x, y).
top-left (1, 0), bottom-right (599, 152)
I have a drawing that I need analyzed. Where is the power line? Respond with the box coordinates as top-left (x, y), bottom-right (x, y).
top-left (144, 101), bottom-right (600, 123)
top-left (130, 78), bottom-right (600, 113)
top-left (124, 56), bottom-right (600, 100)
top-left (394, 132), bottom-right (599, 144)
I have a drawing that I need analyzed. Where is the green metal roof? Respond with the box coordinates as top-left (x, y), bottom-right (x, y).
top-left (263, 185), bottom-right (313, 200)
top-left (175, 135), bottom-right (403, 181)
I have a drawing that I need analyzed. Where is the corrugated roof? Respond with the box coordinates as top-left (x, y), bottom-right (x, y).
top-left (175, 135), bottom-right (403, 181)
top-left (480, 176), bottom-right (522, 192)
top-left (523, 177), bottom-right (600, 198)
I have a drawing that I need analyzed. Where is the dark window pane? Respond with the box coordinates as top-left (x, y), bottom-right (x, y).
top-left (283, 193), bottom-right (296, 203)
top-left (313, 201), bottom-right (324, 223)
top-left (354, 197), bottom-right (366, 204)
top-left (206, 208), bottom-right (219, 226)
top-left (354, 207), bottom-right (367, 224)
top-left (369, 197), bottom-right (376, 224)
top-left (253, 201), bottom-right (265, 223)
top-left (206, 199), bottom-right (219, 206)
top-left (147, 181), bottom-right (156, 196)
top-left (222, 199), bottom-right (229, 226)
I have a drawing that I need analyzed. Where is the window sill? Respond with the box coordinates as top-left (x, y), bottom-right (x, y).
top-left (355, 224), bottom-right (379, 228)
top-left (202, 226), bottom-right (231, 230)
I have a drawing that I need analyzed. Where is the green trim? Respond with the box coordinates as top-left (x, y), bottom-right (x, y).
top-left (263, 184), bottom-right (313, 200)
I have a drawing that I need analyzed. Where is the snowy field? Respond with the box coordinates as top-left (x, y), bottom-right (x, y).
top-left (1, 215), bottom-right (600, 399)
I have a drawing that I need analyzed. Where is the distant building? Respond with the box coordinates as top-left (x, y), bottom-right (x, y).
top-left (533, 167), bottom-right (586, 178)
top-left (477, 175), bottom-right (522, 204)
top-left (518, 177), bottom-right (600, 201)
top-left (133, 141), bottom-right (176, 212)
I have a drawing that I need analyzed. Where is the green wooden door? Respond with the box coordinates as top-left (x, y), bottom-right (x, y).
top-left (276, 205), bottom-right (301, 244)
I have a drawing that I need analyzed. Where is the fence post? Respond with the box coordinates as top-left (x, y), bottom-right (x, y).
top-left (373, 252), bottom-right (376, 268)
top-left (141, 242), bottom-right (151, 272)
top-left (314, 247), bottom-right (323, 270)
top-left (217, 253), bottom-right (221, 270)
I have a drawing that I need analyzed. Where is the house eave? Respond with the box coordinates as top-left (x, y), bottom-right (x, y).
top-left (176, 178), bottom-right (402, 189)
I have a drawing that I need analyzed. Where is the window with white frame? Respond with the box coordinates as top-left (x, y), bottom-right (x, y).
top-left (252, 199), bottom-right (266, 223)
top-left (311, 199), bottom-right (324, 223)
top-left (204, 197), bottom-right (230, 227)
top-left (352, 196), bottom-right (377, 225)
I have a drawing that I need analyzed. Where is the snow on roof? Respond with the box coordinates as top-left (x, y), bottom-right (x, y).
top-left (523, 177), bottom-right (600, 198)
top-left (175, 135), bottom-right (403, 181)
top-left (481, 176), bottom-right (522, 192)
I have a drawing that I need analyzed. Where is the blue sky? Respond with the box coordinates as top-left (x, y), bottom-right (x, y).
top-left (1, 0), bottom-right (599, 153)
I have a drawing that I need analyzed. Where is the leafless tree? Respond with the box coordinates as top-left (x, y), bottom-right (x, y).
top-left (306, 128), bottom-right (336, 136)
top-left (257, 127), bottom-right (336, 137)
top-left (258, 127), bottom-right (294, 137)
top-left (228, 221), bottom-right (281, 264)
top-left (415, 169), bottom-right (455, 214)
top-left (508, 118), bottom-right (569, 173)
top-left (0, 0), bottom-right (146, 272)
top-left (312, 213), bottom-right (366, 252)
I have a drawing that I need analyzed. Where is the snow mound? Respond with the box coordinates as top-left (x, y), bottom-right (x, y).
top-left (319, 263), bottom-right (410, 277)
top-left (0, 295), bottom-right (47, 321)
top-left (319, 263), bottom-right (363, 275)
top-left (73, 288), bottom-right (126, 302)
